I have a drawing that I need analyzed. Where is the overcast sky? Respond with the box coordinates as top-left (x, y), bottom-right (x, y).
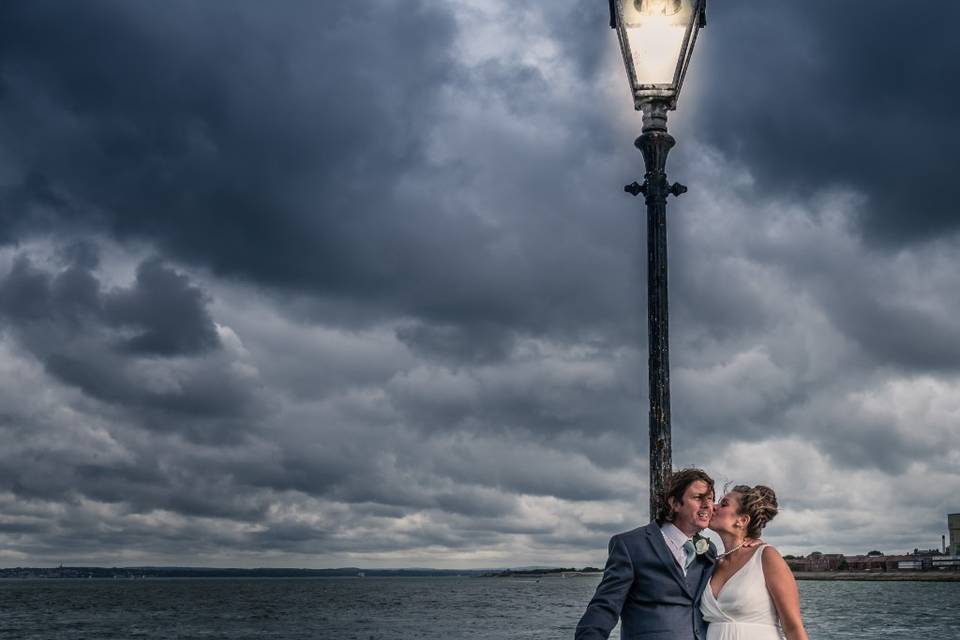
top-left (0, 0), bottom-right (958, 569)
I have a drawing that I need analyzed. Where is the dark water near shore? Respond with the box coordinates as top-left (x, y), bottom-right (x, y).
top-left (1, 576), bottom-right (958, 639)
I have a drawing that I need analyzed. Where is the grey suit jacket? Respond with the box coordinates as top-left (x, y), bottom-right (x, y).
top-left (575, 522), bottom-right (716, 640)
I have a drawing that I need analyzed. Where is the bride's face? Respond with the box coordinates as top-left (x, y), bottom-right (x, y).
top-left (710, 491), bottom-right (748, 535)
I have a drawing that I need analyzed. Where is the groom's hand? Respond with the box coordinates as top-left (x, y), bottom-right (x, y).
top-left (742, 538), bottom-right (764, 548)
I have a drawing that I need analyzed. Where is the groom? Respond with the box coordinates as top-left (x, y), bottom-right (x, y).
top-left (575, 468), bottom-right (717, 640)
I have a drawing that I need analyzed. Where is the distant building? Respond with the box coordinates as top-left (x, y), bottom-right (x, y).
top-left (932, 556), bottom-right (960, 570)
top-left (949, 513), bottom-right (960, 556)
top-left (788, 552), bottom-right (844, 572)
top-left (787, 513), bottom-right (960, 573)
top-left (843, 554), bottom-right (910, 572)
top-left (788, 551), bottom-right (946, 573)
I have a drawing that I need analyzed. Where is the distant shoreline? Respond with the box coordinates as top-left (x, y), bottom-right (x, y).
top-left (482, 571), bottom-right (604, 578)
top-left (792, 571), bottom-right (960, 582)
top-left (3, 567), bottom-right (958, 582)
top-left (483, 569), bottom-right (960, 582)
top-left (483, 571), bottom-right (960, 582)
top-left (0, 567), bottom-right (486, 579)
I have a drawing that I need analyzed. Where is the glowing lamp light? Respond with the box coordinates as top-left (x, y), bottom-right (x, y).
top-left (612, 0), bottom-right (706, 109)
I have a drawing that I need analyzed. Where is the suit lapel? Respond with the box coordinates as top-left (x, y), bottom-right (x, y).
top-left (694, 543), bottom-right (717, 600)
top-left (643, 522), bottom-right (693, 598)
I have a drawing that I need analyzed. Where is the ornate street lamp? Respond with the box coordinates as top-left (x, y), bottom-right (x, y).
top-left (609, 0), bottom-right (707, 520)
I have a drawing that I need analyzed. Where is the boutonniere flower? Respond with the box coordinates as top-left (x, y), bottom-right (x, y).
top-left (694, 535), bottom-right (710, 555)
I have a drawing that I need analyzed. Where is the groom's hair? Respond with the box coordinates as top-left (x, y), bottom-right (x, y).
top-left (656, 468), bottom-right (715, 524)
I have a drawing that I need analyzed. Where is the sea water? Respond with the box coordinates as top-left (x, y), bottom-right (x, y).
top-left (1, 576), bottom-right (958, 639)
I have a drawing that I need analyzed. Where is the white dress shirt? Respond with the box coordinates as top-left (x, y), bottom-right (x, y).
top-left (659, 522), bottom-right (694, 575)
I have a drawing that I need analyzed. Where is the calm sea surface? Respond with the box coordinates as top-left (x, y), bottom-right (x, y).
top-left (1, 576), bottom-right (958, 639)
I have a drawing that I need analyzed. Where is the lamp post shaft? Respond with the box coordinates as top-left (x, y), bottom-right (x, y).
top-left (625, 101), bottom-right (684, 521)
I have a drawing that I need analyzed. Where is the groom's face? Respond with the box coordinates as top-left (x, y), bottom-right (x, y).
top-left (671, 480), bottom-right (715, 535)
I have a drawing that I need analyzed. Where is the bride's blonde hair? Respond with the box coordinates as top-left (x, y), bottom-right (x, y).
top-left (731, 485), bottom-right (778, 538)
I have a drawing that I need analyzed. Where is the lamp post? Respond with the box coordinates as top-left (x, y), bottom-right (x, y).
top-left (609, 0), bottom-right (706, 520)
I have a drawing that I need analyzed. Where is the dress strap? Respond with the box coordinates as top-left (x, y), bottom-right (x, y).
top-left (752, 543), bottom-right (769, 562)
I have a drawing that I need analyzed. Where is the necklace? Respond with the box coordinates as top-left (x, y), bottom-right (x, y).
top-left (717, 541), bottom-right (746, 559)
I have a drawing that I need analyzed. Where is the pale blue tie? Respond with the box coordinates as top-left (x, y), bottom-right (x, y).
top-left (682, 539), bottom-right (696, 569)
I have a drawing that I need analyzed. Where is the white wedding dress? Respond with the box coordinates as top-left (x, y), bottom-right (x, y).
top-left (700, 544), bottom-right (786, 640)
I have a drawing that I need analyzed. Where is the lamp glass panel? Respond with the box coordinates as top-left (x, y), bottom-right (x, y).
top-left (621, 0), bottom-right (694, 86)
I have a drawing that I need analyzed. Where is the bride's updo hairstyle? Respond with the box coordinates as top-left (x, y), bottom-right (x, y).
top-left (731, 485), bottom-right (778, 539)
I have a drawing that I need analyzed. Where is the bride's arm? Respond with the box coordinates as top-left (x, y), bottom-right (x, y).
top-left (762, 546), bottom-right (809, 640)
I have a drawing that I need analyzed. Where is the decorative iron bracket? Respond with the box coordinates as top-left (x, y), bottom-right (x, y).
top-left (624, 181), bottom-right (687, 197)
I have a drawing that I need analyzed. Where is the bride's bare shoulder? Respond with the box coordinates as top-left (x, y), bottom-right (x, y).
top-left (760, 545), bottom-right (793, 578)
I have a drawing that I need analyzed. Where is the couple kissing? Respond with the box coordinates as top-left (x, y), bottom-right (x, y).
top-left (576, 468), bottom-right (808, 640)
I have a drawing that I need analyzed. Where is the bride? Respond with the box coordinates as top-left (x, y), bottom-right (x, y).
top-left (700, 485), bottom-right (808, 640)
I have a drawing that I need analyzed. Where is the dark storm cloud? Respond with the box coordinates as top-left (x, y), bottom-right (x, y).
top-left (0, 0), bottom-right (643, 351)
top-left (824, 283), bottom-right (960, 372)
top-left (105, 257), bottom-right (220, 356)
top-left (395, 322), bottom-right (517, 366)
top-left (0, 247), bottom-right (267, 442)
top-left (6, 453), bottom-right (266, 522)
top-left (0, 0), bottom-right (459, 298)
top-left (688, 0), bottom-right (960, 244)
top-left (0, 248), bottom-right (218, 357)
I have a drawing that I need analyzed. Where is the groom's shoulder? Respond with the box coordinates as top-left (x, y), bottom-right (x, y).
top-left (614, 522), bottom-right (657, 543)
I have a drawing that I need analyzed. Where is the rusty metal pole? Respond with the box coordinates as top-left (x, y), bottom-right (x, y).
top-left (624, 100), bottom-right (686, 521)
